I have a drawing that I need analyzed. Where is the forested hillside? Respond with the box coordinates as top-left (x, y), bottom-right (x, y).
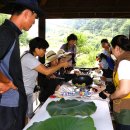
top-left (46, 19), bottom-right (130, 67)
top-left (0, 14), bottom-right (129, 67)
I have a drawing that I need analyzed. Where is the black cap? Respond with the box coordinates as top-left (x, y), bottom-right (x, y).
top-left (0, 0), bottom-right (43, 17)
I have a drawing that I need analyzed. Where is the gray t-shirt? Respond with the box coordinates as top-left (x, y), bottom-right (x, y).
top-left (21, 53), bottom-right (41, 94)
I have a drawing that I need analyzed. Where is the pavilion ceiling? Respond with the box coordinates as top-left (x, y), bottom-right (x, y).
top-left (39, 0), bottom-right (130, 18)
top-left (1, 0), bottom-right (130, 18)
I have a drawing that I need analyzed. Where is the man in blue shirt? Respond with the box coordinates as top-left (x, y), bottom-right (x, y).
top-left (0, 0), bottom-right (42, 129)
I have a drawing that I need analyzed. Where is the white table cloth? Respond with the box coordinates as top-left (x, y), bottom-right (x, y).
top-left (23, 97), bottom-right (114, 130)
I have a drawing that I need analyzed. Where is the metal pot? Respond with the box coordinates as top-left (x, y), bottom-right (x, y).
top-left (72, 75), bottom-right (93, 88)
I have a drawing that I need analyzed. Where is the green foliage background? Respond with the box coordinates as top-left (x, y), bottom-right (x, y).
top-left (1, 14), bottom-right (129, 67)
top-left (0, 14), bottom-right (29, 46)
top-left (46, 19), bottom-right (130, 67)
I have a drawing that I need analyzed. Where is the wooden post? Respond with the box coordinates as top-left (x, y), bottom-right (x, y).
top-left (38, 17), bottom-right (46, 39)
top-left (38, 17), bottom-right (46, 64)
top-left (38, 17), bottom-right (46, 92)
top-left (129, 27), bottom-right (130, 39)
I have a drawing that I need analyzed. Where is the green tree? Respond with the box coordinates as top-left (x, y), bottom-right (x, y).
top-left (0, 13), bottom-right (9, 24)
top-left (0, 13), bottom-right (29, 46)
top-left (119, 19), bottom-right (130, 37)
top-left (46, 18), bottom-right (130, 67)
top-left (19, 31), bottom-right (29, 46)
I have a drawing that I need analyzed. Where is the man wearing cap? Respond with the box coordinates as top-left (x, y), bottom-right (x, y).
top-left (0, 0), bottom-right (42, 130)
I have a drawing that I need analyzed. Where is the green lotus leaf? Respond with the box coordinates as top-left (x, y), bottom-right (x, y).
top-left (46, 98), bottom-right (97, 116)
top-left (27, 115), bottom-right (96, 130)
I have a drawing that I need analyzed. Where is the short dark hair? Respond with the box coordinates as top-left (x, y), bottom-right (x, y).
top-left (67, 34), bottom-right (78, 41)
top-left (29, 37), bottom-right (49, 53)
top-left (111, 35), bottom-right (130, 51)
top-left (101, 39), bottom-right (108, 44)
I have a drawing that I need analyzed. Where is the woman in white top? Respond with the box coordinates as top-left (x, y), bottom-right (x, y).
top-left (104, 35), bottom-right (130, 130)
top-left (21, 37), bottom-right (70, 119)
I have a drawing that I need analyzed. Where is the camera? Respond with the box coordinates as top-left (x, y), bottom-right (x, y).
top-left (99, 82), bottom-right (116, 99)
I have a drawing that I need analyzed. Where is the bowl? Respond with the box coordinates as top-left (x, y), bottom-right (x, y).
top-left (72, 75), bottom-right (93, 88)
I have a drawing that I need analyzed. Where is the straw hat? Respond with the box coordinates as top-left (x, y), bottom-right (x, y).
top-left (57, 49), bottom-right (72, 61)
top-left (46, 50), bottom-right (58, 63)
top-left (57, 49), bottom-right (66, 58)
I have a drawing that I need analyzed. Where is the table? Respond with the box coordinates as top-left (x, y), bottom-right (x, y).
top-left (23, 97), bottom-right (114, 130)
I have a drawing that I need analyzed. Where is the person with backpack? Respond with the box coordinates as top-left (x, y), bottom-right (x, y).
top-left (97, 53), bottom-right (114, 81)
top-left (98, 39), bottom-right (115, 81)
